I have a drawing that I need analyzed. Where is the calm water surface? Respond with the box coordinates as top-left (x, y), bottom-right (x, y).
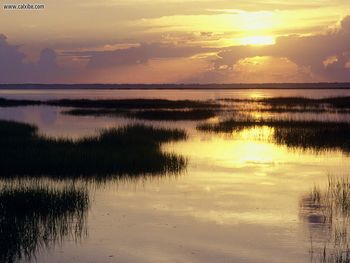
top-left (1, 89), bottom-right (350, 263)
top-left (1, 88), bottom-right (350, 100)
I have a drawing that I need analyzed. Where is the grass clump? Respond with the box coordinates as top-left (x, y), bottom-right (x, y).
top-left (65, 108), bottom-right (128, 117)
top-left (252, 106), bottom-right (350, 114)
top-left (259, 96), bottom-right (350, 110)
top-left (0, 98), bottom-right (41, 107)
top-left (301, 176), bottom-right (350, 263)
top-left (197, 118), bottom-right (338, 132)
top-left (0, 184), bottom-right (89, 263)
top-left (0, 97), bottom-right (222, 121)
top-left (273, 122), bottom-right (350, 153)
top-left (0, 120), bottom-right (187, 178)
top-left (302, 176), bottom-right (350, 221)
top-left (198, 118), bottom-right (350, 153)
top-left (220, 96), bottom-right (350, 113)
top-left (130, 109), bottom-right (218, 121)
top-left (47, 98), bottom-right (220, 109)
top-left (65, 108), bottom-right (218, 121)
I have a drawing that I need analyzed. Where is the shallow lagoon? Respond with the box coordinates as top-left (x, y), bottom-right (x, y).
top-left (1, 88), bottom-right (350, 263)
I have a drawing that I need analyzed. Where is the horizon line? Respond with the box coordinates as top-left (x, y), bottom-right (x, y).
top-left (1, 82), bottom-right (350, 90)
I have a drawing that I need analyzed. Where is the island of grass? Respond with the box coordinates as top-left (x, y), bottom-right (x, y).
top-left (47, 98), bottom-right (221, 109)
top-left (0, 98), bottom-right (222, 121)
top-left (220, 96), bottom-right (350, 113)
top-left (220, 96), bottom-right (350, 109)
top-left (0, 98), bottom-right (221, 109)
top-left (0, 184), bottom-right (89, 263)
top-left (0, 98), bottom-right (42, 107)
top-left (66, 108), bottom-right (219, 121)
top-left (198, 118), bottom-right (350, 153)
top-left (258, 96), bottom-right (350, 109)
top-left (0, 120), bottom-right (187, 177)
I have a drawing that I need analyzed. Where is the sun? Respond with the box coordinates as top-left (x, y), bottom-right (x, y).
top-left (238, 36), bottom-right (275, 46)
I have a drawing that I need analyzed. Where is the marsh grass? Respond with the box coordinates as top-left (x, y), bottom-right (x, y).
top-left (0, 184), bottom-right (89, 263)
top-left (47, 98), bottom-right (220, 109)
top-left (302, 177), bottom-right (350, 223)
top-left (220, 96), bottom-right (350, 113)
top-left (302, 176), bottom-right (350, 263)
top-left (0, 97), bottom-right (222, 120)
top-left (198, 118), bottom-right (350, 153)
top-left (0, 98), bottom-right (41, 107)
top-left (65, 108), bottom-right (219, 121)
top-left (0, 98), bottom-right (220, 109)
top-left (274, 124), bottom-right (350, 153)
top-left (328, 177), bottom-right (350, 215)
top-left (64, 108), bottom-right (128, 117)
top-left (130, 109), bottom-right (218, 121)
top-left (1, 96), bottom-right (349, 112)
top-left (259, 96), bottom-right (350, 109)
top-left (0, 120), bottom-right (187, 178)
top-left (251, 106), bottom-right (350, 114)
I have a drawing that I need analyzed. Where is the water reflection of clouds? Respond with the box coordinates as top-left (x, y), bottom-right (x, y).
top-left (0, 106), bottom-right (132, 138)
top-left (1, 92), bottom-right (350, 262)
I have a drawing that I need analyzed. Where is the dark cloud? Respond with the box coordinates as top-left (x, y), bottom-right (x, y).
top-left (0, 34), bottom-right (27, 82)
top-left (0, 35), bottom-right (72, 83)
top-left (66, 43), bottom-right (216, 69)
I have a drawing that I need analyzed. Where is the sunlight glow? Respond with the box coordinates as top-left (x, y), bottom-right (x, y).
top-left (238, 36), bottom-right (275, 46)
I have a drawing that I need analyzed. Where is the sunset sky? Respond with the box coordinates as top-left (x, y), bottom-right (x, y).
top-left (1, 0), bottom-right (350, 83)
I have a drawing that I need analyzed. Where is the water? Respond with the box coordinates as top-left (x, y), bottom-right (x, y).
top-left (1, 88), bottom-right (350, 263)
top-left (0, 88), bottom-right (350, 100)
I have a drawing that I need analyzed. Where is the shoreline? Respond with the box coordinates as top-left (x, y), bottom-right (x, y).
top-left (2, 83), bottom-right (350, 90)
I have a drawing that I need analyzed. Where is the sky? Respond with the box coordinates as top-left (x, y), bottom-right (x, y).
top-left (1, 0), bottom-right (350, 84)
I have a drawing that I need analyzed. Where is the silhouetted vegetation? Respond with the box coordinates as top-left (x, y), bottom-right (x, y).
top-left (0, 184), bottom-right (89, 263)
top-left (274, 124), bottom-right (350, 153)
top-left (220, 96), bottom-right (350, 113)
top-left (0, 97), bottom-right (222, 120)
top-left (301, 176), bottom-right (350, 263)
top-left (65, 108), bottom-right (128, 117)
top-left (0, 98), bottom-right (41, 107)
top-left (250, 106), bottom-right (350, 114)
top-left (0, 120), bottom-right (187, 178)
top-left (197, 118), bottom-right (340, 132)
top-left (301, 176), bottom-right (350, 224)
top-left (47, 98), bottom-right (220, 109)
top-left (259, 96), bottom-right (350, 109)
top-left (130, 109), bottom-right (218, 121)
top-left (0, 97), bottom-right (220, 110)
top-left (198, 118), bottom-right (350, 153)
top-left (65, 108), bottom-right (218, 121)
top-left (259, 97), bottom-right (325, 107)
top-left (220, 96), bottom-right (350, 108)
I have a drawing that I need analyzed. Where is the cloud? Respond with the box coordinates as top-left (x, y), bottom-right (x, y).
top-left (191, 15), bottom-right (350, 83)
top-left (0, 35), bottom-right (73, 83)
top-left (65, 43), bottom-right (216, 69)
top-left (1, 15), bottom-right (350, 83)
top-left (77, 0), bottom-right (322, 20)
top-left (0, 34), bottom-right (26, 82)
